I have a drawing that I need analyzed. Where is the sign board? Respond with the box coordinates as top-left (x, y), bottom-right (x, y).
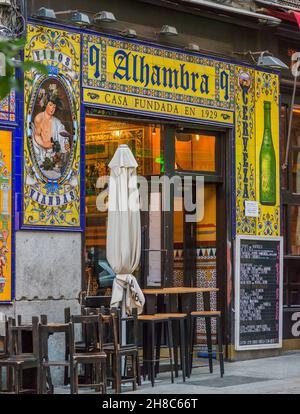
top-left (283, 308), bottom-right (300, 339)
top-left (82, 33), bottom-right (235, 125)
top-left (235, 235), bottom-right (283, 350)
top-left (244, 201), bottom-right (259, 218)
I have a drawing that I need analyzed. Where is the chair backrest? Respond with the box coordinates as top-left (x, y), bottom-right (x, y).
top-left (70, 314), bottom-right (104, 352)
top-left (0, 315), bottom-right (8, 354)
top-left (64, 307), bottom-right (71, 323)
top-left (39, 318), bottom-right (73, 362)
top-left (110, 308), bottom-right (138, 350)
top-left (84, 307), bottom-right (114, 346)
top-left (7, 316), bottom-right (39, 358)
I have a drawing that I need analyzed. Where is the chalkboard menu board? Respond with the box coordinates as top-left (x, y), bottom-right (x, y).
top-left (235, 236), bottom-right (283, 351)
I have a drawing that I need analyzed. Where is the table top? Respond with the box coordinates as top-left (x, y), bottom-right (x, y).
top-left (142, 287), bottom-right (219, 295)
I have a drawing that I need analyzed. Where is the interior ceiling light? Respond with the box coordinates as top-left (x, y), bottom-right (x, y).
top-left (70, 11), bottom-right (91, 26)
top-left (35, 7), bottom-right (56, 19)
top-left (159, 25), bottom-right (178, 36)
top-left (93, 11), bottom-right (117, 23)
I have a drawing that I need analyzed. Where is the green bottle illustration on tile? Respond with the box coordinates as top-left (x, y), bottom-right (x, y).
top-left (259, 101), bottom-right (276, 206)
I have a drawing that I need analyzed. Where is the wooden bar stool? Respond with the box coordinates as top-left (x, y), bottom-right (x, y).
top-left (138, 314), bottom-right (174, 387)
top-left (152, 313), bottom-right (189, 382)
top-left (189, 310), bottom-right (224, 378)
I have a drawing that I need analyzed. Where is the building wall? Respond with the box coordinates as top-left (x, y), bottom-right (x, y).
top-left (0, 0), bottom-right (293, 380)
top-left (26, 0), bottom-right (263, 56)
top-left (15, 231), bottom-right (82, 301)
top-left (0, 231), bottom-right (82, 384)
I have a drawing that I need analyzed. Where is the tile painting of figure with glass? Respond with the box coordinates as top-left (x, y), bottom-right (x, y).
top-left (32, 79), bottom-right (73, 180)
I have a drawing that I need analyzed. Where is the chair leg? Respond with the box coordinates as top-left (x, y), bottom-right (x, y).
top-left (124, 356), bottom-right (128, 379)
top-left (155, 322), bottom-right (162, 376)
top-left (74, 363), bottom-right (79, 394)
top-left (111, 354), bottom-right (116, 390)
top-left (41, 366), bottom-right (46, 394)
top-left (167, 320), bottom-right (174, 384)
top-left (217, 317), bottom-right (224, 378)
top-left (70, 362), bottom-right (75, 394)
top-left (189, 317), bottom-right (196, 375)
top-left (64, 346), bottom-right (69, 386)
top-left (7, 366), bottom-right (12, 392)
top-left (36, 366), bottom-right (41, 394)
top-left (106, 354), bottom-right (111, 385)
top-left (185, 318), bottom-right (190, 379)
top-left (136, 352), bottom-right (141, 386)
top-left (172, 320), bottom-right (179, 378)
top-left (15, 367), bottom-right (21, 394)
top-left (102, 361), bottom-right (107, 394)
top-left (150, 321), bottom-right (155, 387)
top-left (179, 319), bottom-right (186, 382)
top-left (115, 355), bottom-right (121, 394)
top-left (132, 355), bottom-right (137, 391)
top-left (94, 362), bottom-right (101, 392)
top-left (142, 322), bottom-right (147, 381)
top-left (205, 316), bottom-right (213, 373)
top-left (101, 361), bottom-right (107, 394)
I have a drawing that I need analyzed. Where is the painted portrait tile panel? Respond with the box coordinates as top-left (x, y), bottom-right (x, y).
top-left (24, 24), bottom-right (81, 228)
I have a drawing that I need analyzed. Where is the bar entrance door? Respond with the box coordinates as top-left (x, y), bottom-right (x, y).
top-left (170, 127), bottom-right (226, 339)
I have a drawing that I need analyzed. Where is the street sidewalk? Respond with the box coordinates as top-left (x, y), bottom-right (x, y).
top-left (123, 351), bottom-right (300, 394)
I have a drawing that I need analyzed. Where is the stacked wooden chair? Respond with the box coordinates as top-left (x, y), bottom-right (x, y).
top-left (0, 316), bottom-right (40, 394)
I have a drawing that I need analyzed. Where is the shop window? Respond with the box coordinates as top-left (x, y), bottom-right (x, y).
top-left (175, 133), bottom-right (216, 172)
top-left (85, 116), bottom-right (161, 295)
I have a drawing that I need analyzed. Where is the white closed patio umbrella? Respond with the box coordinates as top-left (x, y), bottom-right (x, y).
top-left (107, 144), bottom-right (145, 316)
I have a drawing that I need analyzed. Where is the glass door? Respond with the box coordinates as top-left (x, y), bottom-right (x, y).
top-left (172, 128), bottom-right (224, 340)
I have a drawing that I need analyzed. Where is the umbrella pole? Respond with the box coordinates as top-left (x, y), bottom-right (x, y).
top-left (121, 292), bottom-right (126, 376)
